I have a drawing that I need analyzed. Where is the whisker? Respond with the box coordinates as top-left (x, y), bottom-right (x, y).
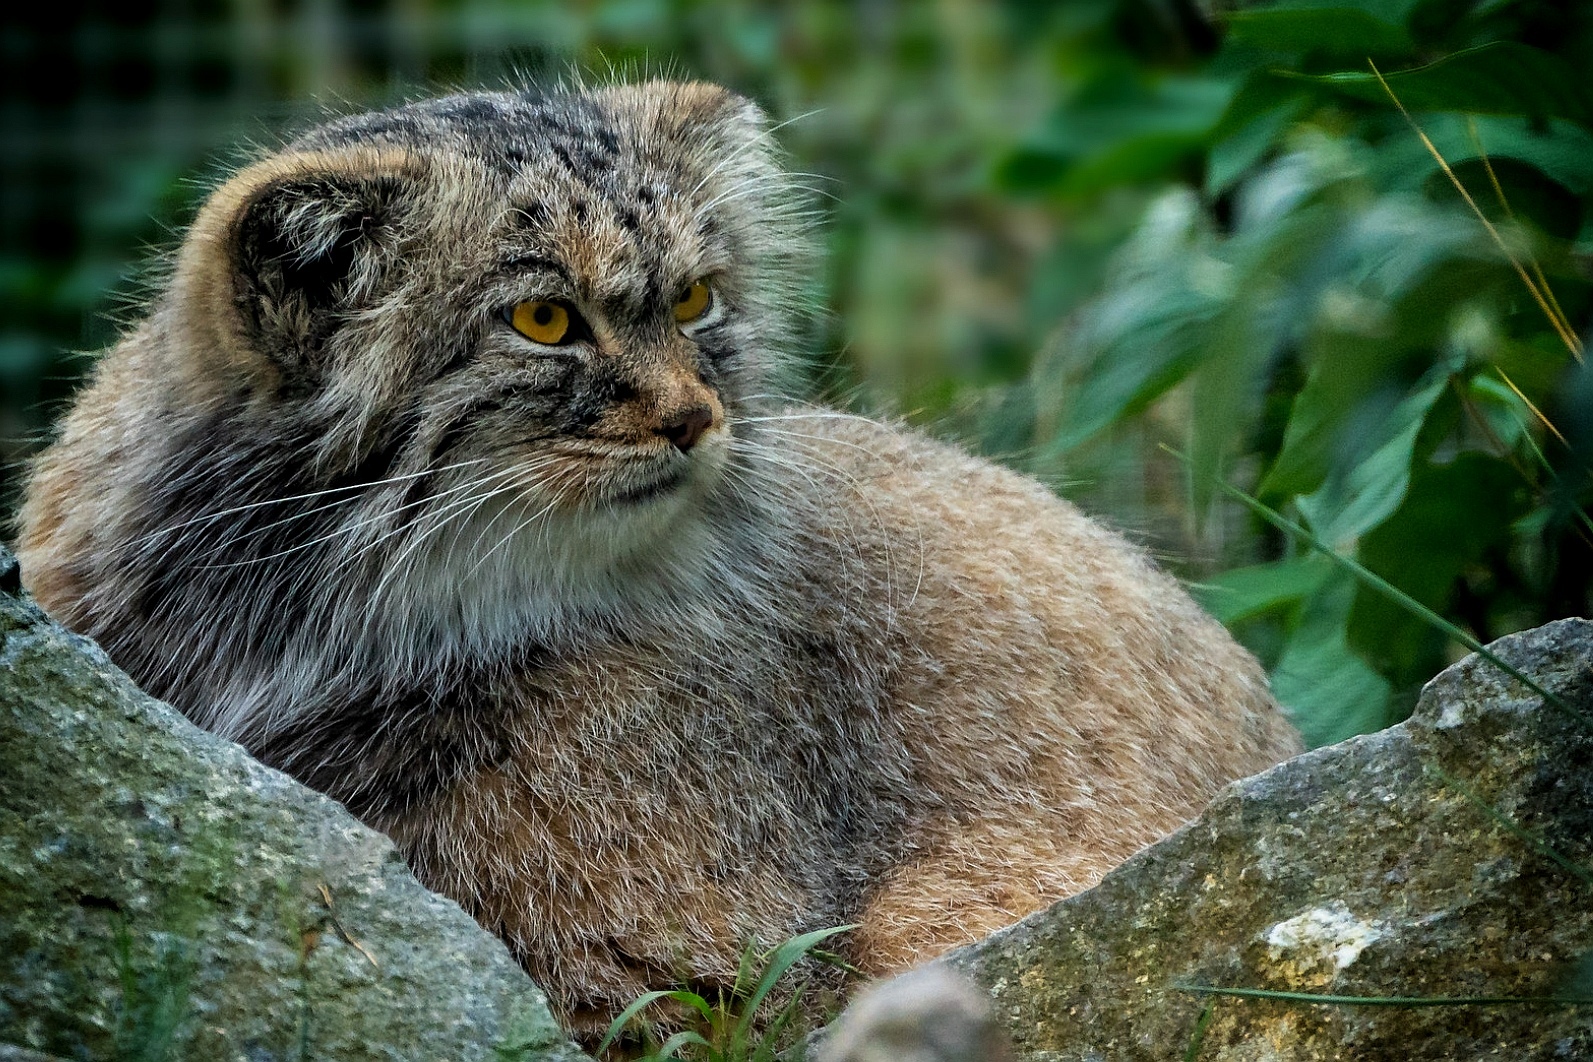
top-left (738, 423), bottom-right (928, 612)
top-left (465, 481), bottom-right (574, 582)
top-left (184, 457), bottom-right (496, 556)
top-left (363, 473), bottom-right (533, 616)
top-left (694, 171), bottom-right (832, 222)
top-left (336, 463), bottom-right (537, 588)
top-left (141, 456), bottom-right (490, 543)
top-left (191, 467), bottom-right (513, 571)
top-left (730, 434), bottom-right (892, 604)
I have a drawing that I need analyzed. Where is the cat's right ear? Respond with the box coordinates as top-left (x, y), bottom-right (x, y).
top-left (173, 147), bottom-right (423, 394)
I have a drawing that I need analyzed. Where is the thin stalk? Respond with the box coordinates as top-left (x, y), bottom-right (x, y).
top-left (1466, 117), bottom-right (1578, 344)
top-left (1423, 762), bottom-right (1593, 890)
top-left (1174, 983), bottom-right (1593, 1007)
top-left (1369, 60), bottom-right (1582, 361)
top-left (1167, 447), bottom-right (1581, 722)
top-left (1495, 368), bottom-right (1571, 449)
top-left (1182, 1002), bottom-right (1215, 1062)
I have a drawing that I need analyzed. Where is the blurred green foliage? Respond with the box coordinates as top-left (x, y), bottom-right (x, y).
top-left (2, 0), bottom-right (1590, 746)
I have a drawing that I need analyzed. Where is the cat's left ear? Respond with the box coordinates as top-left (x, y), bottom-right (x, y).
top-left (170, 146), bottom-right (425, 393)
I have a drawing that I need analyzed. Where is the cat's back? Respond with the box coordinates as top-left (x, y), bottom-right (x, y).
top-left (693, 407), bottom-right (1298, 964)
top-left (771, 406), bottom-right (1288, 762)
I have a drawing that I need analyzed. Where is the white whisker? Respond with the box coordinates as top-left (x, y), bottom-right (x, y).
top-left (192, 466), bottom-right (511, 571)
top-left (142, 456), bottom-right (489, 543)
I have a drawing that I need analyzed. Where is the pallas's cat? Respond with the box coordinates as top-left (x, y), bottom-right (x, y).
top-left (16, 81), bottom-right (1299, 1034)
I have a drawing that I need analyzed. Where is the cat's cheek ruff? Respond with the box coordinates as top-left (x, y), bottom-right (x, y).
top-left (372, 491), bottom-right (753, 661)
top-left (351, 433), bottom-right (739, 654)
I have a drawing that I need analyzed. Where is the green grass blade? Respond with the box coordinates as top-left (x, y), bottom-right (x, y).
top-left (742, 926), bottom-right (855, 1019)
top-left (596, 990), bottom-right (711, 1057)
top-left (733, 940), bottom-right (759, 998)
top-left (1424, 762), bottom-right (1593, 889)
top-left (1167, 447), bottom-right (1582, 723)
top-left (1182, 1002), bottom-right (1215, 1062)
top-left (1504, 402), bottom-right (1593, 541)
top-left (806, 948), bottom-right (864, 975)
top-left (661, 990), bottom-right (717, 1025)
top-left (731, 925), bottom-right (856, 1059)
top-left (750, 991), bottom-right (806, 1062)
top-left (652, 1029), bottom-right (715, 1061)
top-left (1174, 983), bottom-right (1593, 1007)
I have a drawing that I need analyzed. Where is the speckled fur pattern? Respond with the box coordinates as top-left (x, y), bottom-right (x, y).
top-left (16, 81), bottom-right (1300, 1037)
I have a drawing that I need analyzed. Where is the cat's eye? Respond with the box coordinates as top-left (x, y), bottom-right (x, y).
top-left (510, 300), bottom-right (572, 345)
top-left (673, 279), bottom-right (713, 324)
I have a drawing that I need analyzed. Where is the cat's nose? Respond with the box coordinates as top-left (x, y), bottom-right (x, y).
top-left (659, 405), bottom-right (714, 452)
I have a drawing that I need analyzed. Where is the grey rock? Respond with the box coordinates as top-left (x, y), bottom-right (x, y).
top-left (944, 617), bottom-right (1593, 1060)
top-left (10, 516), bottom-right (1593, 1062)
top-left (0, 543), bottom-right (587, 1062)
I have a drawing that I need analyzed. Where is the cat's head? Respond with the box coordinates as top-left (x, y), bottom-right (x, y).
top-left (182, 80), bottom-right (803, 485)
top-left (131, 81), bottom-right (814, 654)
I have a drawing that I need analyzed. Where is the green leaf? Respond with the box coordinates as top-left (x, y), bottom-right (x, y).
top-left (1270, 573), bottom-right (1393, 746)
top-left (997, 74), bottom-right (1238, 196)
top-left (1184, 201), bottom-right (1373, 518)
top-left (653, 1029), bottom-right (715, 1061)
top-left (1046, 289), bottom-right (1217, 453)
top-left (1202, 461), bottom-right (1583, 726)
top-left (1294, 42), bottom-right (1593, 129)
top-left (1295, 373), bottom-right (1449, 545)
top-left (1419, 115), bottom-right (1593, 197)
top-left (1465, 375), bottom-right (1530, 452)
top-left (729, 925), bottom-right (855, 1060)
top-left (595, 989), bottom-right (714, 1057)
top-left (1188, 302), bottom-right (1273, 523)
top-left (1257, 190), bottom-right (1495, 499)
top-left (1348, 451), bottom-right (1530, 686)
top-left (1224, 8), bottom-right (1414, 58)
top-left (1192, 556), bottom-right (1335, 626)
top-left (1206, 92), bottom-right (1307, 195)
top-left (741, 926), bottom-right (852, 1023)
top-left (1039, 192), bottom-right (1230, 455)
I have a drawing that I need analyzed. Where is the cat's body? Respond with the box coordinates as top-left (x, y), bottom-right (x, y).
top-left (16, 81), bottom-right (1298, 1033)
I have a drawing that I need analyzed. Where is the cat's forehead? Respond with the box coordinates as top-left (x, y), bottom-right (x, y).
top-left (297, 87), bottom-right (746, 297)
top-left (296, 87), bottom-right (724, 184)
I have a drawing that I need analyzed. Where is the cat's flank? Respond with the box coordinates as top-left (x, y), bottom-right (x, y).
top-left (16, 81), bottom-right (1299, 1035)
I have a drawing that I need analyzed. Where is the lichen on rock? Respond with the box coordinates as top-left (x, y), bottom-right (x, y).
top-left (1259, 901), bottom-right (1385, 987)
top-left (0, 544), bottom-right (587, 1062)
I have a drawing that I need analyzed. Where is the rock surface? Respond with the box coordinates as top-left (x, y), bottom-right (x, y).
top-left (944, 618), bottom-right (1593, 1060)
top-left (0, 543), bottom-right (587, 1062)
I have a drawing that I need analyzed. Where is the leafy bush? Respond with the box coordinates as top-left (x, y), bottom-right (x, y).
top-left (973, 0), bottom-right (1593, 745)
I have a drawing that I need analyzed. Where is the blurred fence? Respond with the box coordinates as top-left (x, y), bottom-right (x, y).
top-left (2, 0), bottom-right (589, 488)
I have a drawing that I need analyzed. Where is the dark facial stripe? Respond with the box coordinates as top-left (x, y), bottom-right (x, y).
top-left (499, 254), bottom-right (575, 287)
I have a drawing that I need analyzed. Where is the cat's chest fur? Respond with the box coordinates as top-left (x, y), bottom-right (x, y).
top-left (262, 581), bottom-right (916, 881)
top-left (352, 613), bottom-right (922, 1014)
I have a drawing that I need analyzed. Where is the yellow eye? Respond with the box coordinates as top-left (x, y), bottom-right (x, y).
top-left (673, 279), bottom-right (713, 324)
top-left (511, 300), bottom-right (570, 344)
